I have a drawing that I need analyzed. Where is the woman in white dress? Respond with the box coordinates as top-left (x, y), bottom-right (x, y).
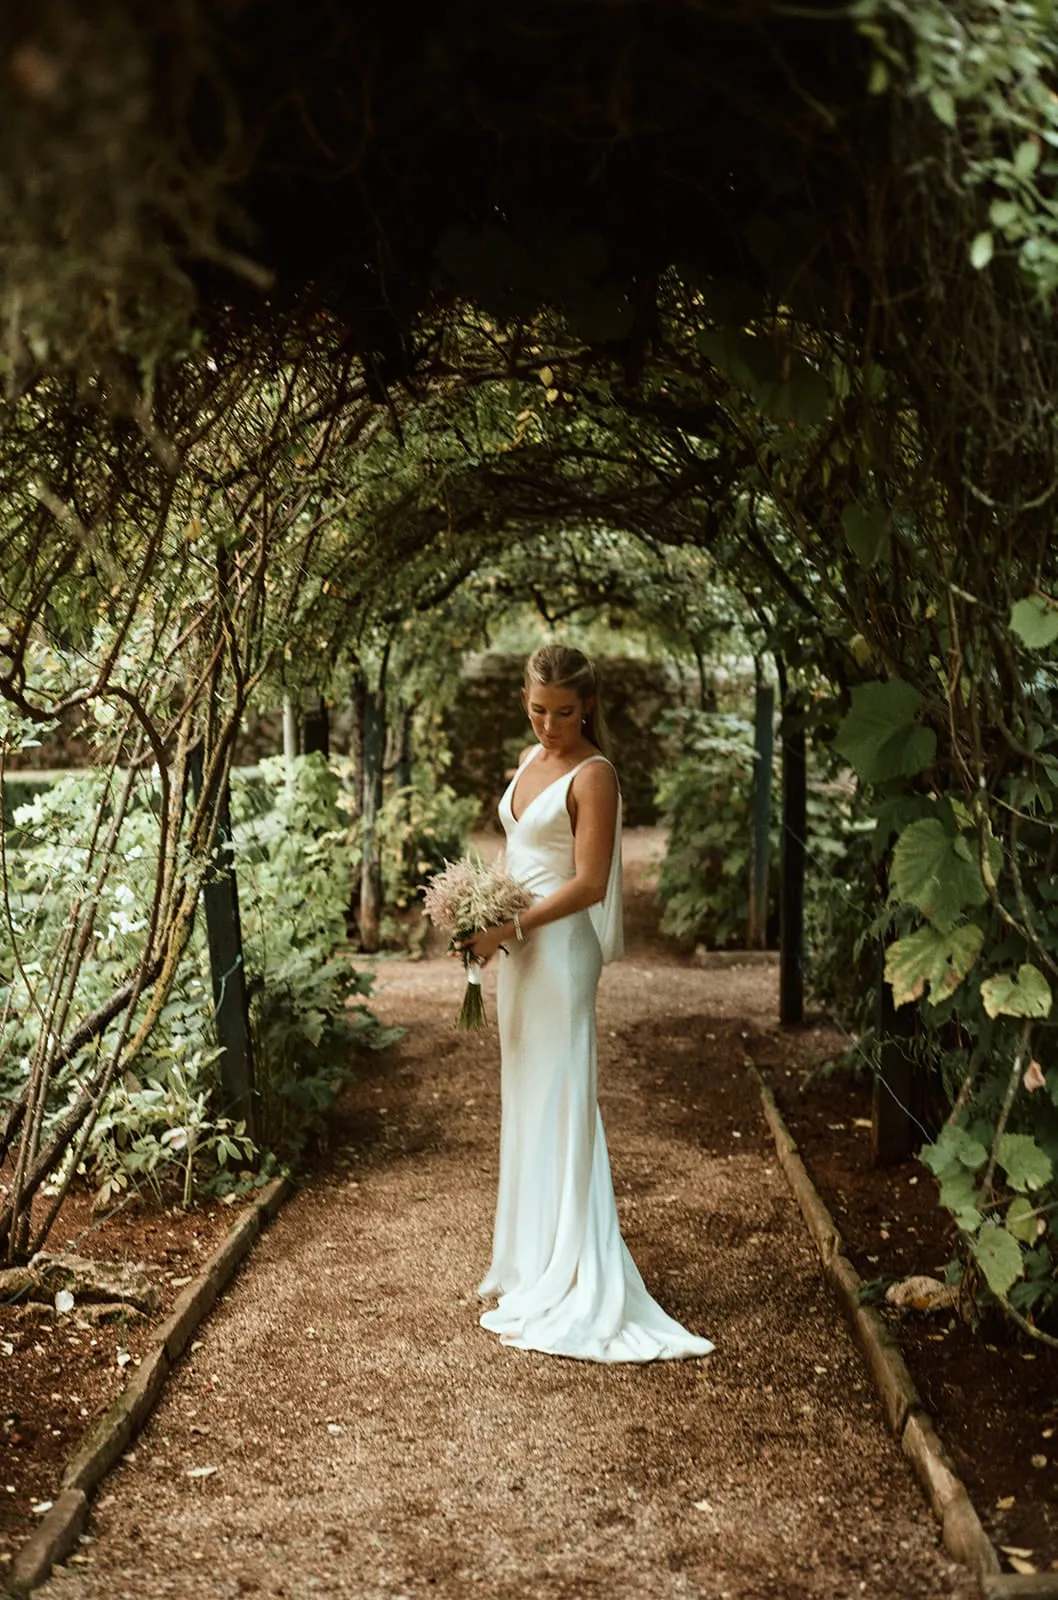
top-left (463, 644), bottom-right (714, 1363)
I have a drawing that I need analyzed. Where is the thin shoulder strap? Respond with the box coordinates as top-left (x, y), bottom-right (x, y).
top-left (566, 753), bottom-right (614, 782)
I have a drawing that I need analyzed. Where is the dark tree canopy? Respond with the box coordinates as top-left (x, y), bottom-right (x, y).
top-left (0, 0), bottom-right (875, 377)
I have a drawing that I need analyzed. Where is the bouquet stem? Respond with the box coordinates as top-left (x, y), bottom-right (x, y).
top-left (456, 956), bottom-right (486, 1030)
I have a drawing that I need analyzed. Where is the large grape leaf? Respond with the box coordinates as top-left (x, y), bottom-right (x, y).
top-left (996, 1132), bottom-right (1053, 1193)
top-left (980, 963), bottom-right (1052, 1019)
top-left (890, 818), bottom-right (990, 932)
top-left (884, 922), bottom-right (984, 1007)
top-left (1010, 593), bottom-right (1058, 649)
top-left (842, 504), bottom-right (891, 567)
top-left (921, 1122), bottom-right (988, 1181)
top-left (833, 680), bottom-right (936, 784)
top-left (937, 1167), bottom-right (983, 1232)
top-left (1006, 1197), bottom-right (1041, 1243)
top-left (971, 1224), bottom-right (1024, 1299)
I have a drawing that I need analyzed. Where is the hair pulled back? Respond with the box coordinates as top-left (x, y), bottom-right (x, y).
top-left (524, 643), bottom-right (612, 757)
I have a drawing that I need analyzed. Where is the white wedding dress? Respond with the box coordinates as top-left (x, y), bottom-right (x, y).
top-left (478, 746), bottom-right (714, 1363)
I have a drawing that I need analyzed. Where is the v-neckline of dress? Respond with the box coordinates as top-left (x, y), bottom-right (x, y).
top-left (509, 746), bottom-right (601, 826)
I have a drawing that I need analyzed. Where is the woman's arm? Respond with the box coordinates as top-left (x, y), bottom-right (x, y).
top-left (464, 761), bottom-right (618, 964)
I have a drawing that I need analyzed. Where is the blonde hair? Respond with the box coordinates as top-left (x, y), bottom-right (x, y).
top-left (524, 644), bottom-right (612, 757)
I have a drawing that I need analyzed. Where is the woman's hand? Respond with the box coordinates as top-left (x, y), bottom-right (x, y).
top-left (457, 923), bottom-right (509, 966)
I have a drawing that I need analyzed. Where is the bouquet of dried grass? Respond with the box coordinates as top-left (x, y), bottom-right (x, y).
top-left (421, 855), bottom-right (533, 1029)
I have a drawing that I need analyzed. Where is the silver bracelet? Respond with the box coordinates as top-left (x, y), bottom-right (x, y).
top-left (513, 911), bottom-right (524, 942)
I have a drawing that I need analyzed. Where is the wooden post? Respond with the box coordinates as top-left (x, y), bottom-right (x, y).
top-left (748, 681), bottom-right (775, 947)
top-left (872, 955), bottom-right (917, 1165)
top-left (780, 696), bottom-right (806, 1025)
top-left (301, 699), bottom-right (330, 758)
top-left (282, 694), bottom-right (299, 768)
top-left (358, 688), bottom-right (386, 952)
top-left (189, 748), bottom-right (256, 1137)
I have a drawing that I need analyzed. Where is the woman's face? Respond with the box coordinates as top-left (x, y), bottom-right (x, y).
top-left (523, 681), bottom-right (592, 754)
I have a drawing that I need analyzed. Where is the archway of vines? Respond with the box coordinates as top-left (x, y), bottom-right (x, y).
top-left (1, 0), bottom-right (1058, 1345)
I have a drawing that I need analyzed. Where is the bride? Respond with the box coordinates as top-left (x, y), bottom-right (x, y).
top-left (463, 644), bottom-right (714, 1363)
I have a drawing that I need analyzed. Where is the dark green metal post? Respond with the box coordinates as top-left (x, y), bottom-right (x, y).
top-left (189, 748), bottom-right (256, 1137)
top-left (749, 682), bottom-right (775, 948)
top-left (780, 697), bottom-right (806, 1024)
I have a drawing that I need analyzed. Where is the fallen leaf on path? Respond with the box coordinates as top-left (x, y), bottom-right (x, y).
top-left (1009, 1556), bottom-right (1038, 1576)
top-left (1000, 1546), bottom-right (1034, 1560)
top-left (996, 1496), bottom-right (1015, 1510)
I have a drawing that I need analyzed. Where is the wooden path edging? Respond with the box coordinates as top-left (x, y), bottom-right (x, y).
top-left (3, 1175), bottom-right (292, 1598)
top-left (746, 1062), bottom-right (1008, 1591)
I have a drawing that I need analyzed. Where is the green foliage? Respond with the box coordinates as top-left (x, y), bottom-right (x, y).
top-left (654, 711), bottom-right (774, 949)
top-left (980, 964), bottom-right (1052, 1020)
top-left (856, 0), bottom-right (1058, 297)
top-left (1010, 594), bottom-right (1058, 649)
top-left (884, 922), bottom-right (984, 1008)
top-left (833, 681), bottom-right (936, 785)
top-left (890, 817), bottom-right (990, 932)
top-left (0, 756), bottom-right (397, 1210)
top-left (654, 709), bottom-right (875, 1011)
top-left (372, 779), bottom-right (479, 913)
top-left (233, 755), bottom-right (401, 1160)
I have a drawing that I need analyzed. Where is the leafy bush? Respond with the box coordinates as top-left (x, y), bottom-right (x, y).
top-left (232, 753), bottom-right (402, 1159)
top-left (654, 707), bottom-right (878, 1030)
top-left (653, 710), bottom-right (778, 948)
top-left (802, 779), bottom-right (878, 1034)
top-left (0, 756), bottom-right (398, 1209)
top-left (372, 778), bottom-right (480, 912)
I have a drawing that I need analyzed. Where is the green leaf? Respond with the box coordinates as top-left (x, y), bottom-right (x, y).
top-left (971, 1224), bottom-right (1024, 1299)
top-left (1010, 593), bottom-right (1058, 648)
top-left (980, 963), bottom-right (1052, 1019)
top-left (989, 198), bottom-right (1019, 230)
top-left (885, 922), bottom-right (984, 1007)
top-left (970, 231), bottom-right (994, 270)
top-left (1014, 138), bottom-right (1041, 179)
top-left (842, 504), bottom-right (891, 566)
top-left (997, 1132), bottom-right (1053, 1193)
top-left (921, 1121), bottom-right (989, 1178)
top-left (890, 817), bottom-right (988, 931)
top-left (833, 679), bottom-right (936, 784)
top-left (867, 57), bottom-right (890, 95)
top-left (937, 1167), bottom-right (983, 1232)
top-left (928, 86), bottom-right (957, 127)
top-left (1006, 1196), bottom-right (1039, 1243)
top-left (781, 362), bottom-right (831, 427)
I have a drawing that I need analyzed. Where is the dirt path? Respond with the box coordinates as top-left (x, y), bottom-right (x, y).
top-left (38, 833), bottom-right (973, 1600)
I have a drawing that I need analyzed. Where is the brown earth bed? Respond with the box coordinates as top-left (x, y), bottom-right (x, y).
top-left (0, 1176), bottom-right (242, 1569)
top-left (760, 1029), bottom-right (1058, 1580)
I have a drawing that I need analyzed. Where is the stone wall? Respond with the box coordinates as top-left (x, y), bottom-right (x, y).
top-left (443, 653), bottom-right (684, 827)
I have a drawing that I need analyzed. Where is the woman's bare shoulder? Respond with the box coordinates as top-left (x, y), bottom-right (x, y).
top-left (572, 755), bottom-right (619, 801)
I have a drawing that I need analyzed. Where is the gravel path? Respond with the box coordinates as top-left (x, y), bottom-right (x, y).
top-left (38, 834), bottom-right (974, 1600)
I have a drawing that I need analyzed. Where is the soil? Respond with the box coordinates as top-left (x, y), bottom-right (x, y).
top-left (0, 829), bottom-right (986, 1598)
top-left (759, 1028), bottom-right (1058, 1580)
top-left (0, 1178), bottom-right (236, 1560)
